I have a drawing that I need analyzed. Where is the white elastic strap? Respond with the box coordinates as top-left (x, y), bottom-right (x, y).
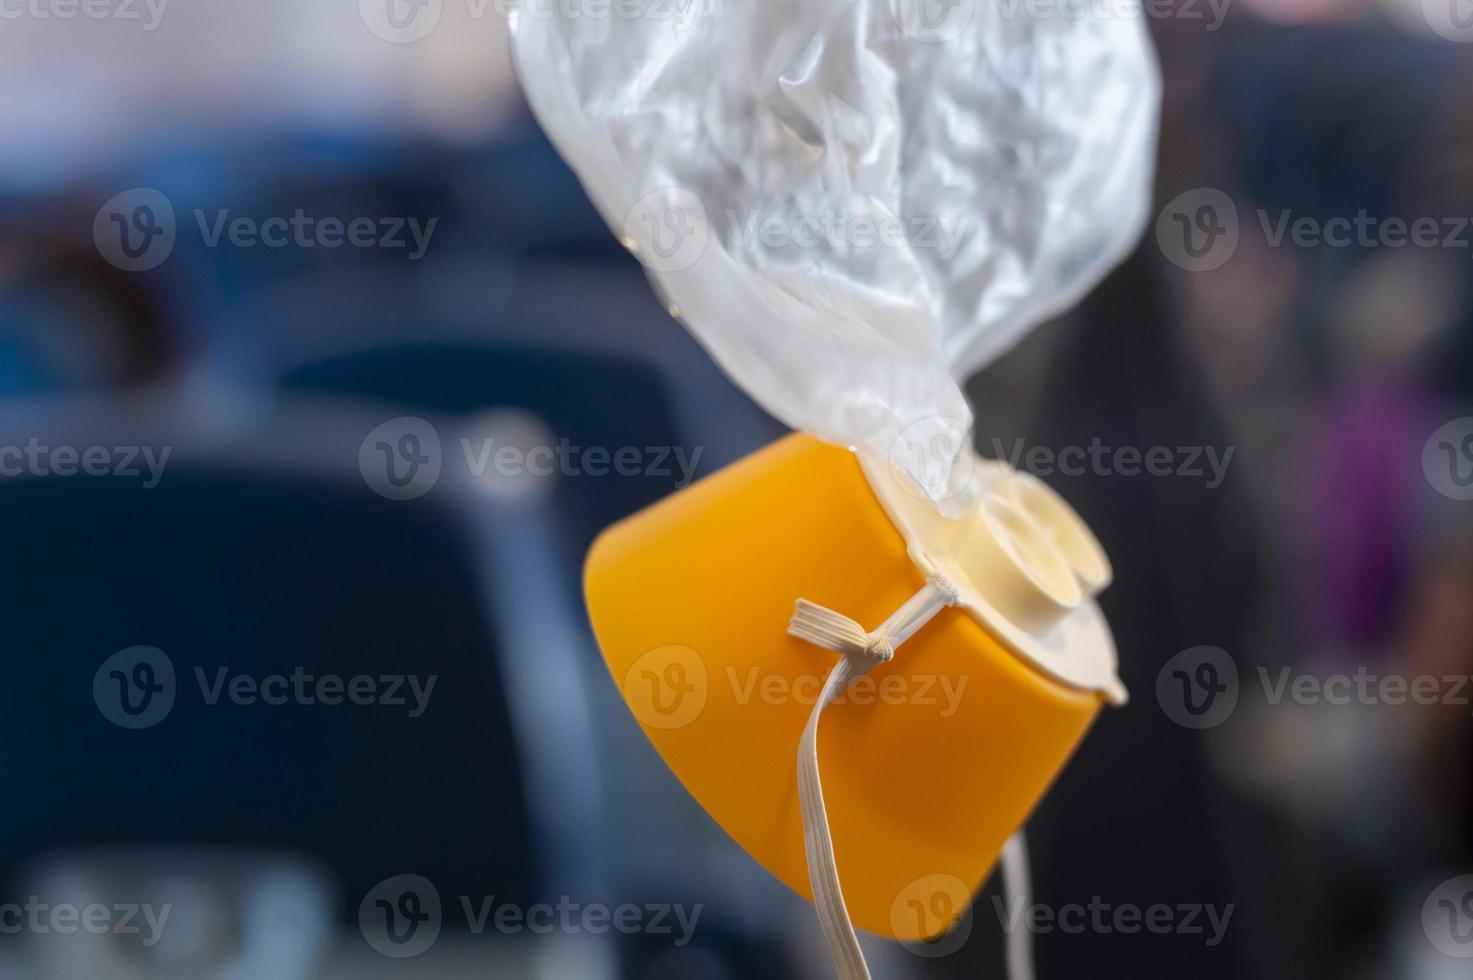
top-left (1001, 831), bottom-right (1037, 980)
top-left (789, 581), bottom-right (1040, 980)
top-left (789, 579), bottom-right (957, 980)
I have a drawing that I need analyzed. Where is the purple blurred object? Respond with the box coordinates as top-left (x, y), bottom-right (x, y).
top-left (1298, 376), bottom-right (1426, 659)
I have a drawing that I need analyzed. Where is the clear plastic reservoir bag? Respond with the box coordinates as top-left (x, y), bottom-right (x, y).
top-left (511, 0), bottom-right (1160, 508)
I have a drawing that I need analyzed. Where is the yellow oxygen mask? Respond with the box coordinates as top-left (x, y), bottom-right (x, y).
top-left (585, 434), bottom-right (1124, 969)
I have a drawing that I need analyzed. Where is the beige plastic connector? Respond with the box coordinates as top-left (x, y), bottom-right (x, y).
top-left (1002, 471), bottom-right (1113, 597)
top-left (859, 448), bottom-right (1128, 705)
top-left (959, 494), bottom-right (1082, 634)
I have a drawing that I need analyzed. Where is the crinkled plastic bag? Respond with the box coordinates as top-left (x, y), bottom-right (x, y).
top-left (511, 0), bottom-right (1159, 507)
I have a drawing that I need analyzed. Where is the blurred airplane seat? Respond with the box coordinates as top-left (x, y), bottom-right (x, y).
top-left (0, 410), bottom-right (539, 912)
top-left (280, 343), bottom-right (690, 551)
